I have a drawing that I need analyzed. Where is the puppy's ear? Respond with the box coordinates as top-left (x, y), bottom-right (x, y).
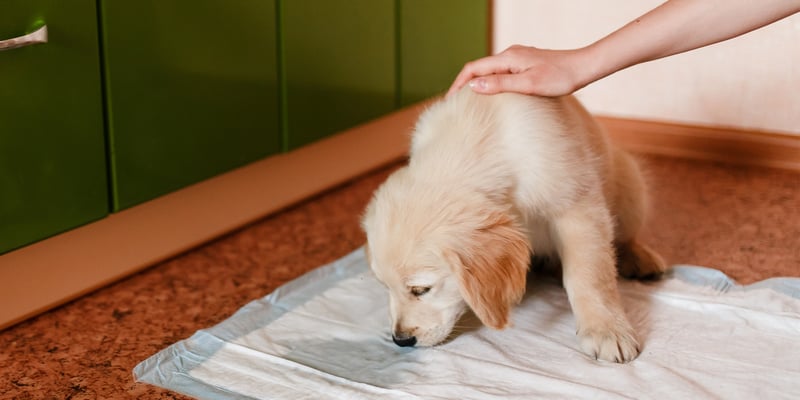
top-left (446, 211), bottom-right (530, 329)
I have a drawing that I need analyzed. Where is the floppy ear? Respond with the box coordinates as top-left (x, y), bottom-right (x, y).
top-left (445, 211), bottom-right (530, 329)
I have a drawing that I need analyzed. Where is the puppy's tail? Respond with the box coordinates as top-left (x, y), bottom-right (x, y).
top-left (615, 240), bottom-right (668, 280)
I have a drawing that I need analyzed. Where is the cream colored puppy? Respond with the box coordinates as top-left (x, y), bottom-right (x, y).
top-left (361, 89), bottom-right (665, 363)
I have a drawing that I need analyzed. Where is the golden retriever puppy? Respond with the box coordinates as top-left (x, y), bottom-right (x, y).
top-left (361, 88), bottom-right (665, 363)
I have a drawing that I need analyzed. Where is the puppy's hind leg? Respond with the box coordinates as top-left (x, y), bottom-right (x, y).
top-left (553, 203), bottom-right (640, 363)
top-left (616, 239), bottom-right (667, 280)
top-left (609, 150), bottom-right (668, 280)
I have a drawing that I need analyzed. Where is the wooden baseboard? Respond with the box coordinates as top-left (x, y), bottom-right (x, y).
top-left (1, 108), bottom-right (797, 331)
top-left (0, 101), bottom-right (428, 331)
top-left (598, 117), bottom-right (800, 172)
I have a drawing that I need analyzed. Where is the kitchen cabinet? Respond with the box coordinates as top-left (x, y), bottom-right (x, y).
top-left (0, 0), bottom-right (108, 254)
top-left (1, 0), bottom-right (489, 254)
top-left (100, 0), bottom-right (281, 210)
top-left (281, 0), bottom-right (396, 150)
top-left (399, 0), bottom-right (489, 106)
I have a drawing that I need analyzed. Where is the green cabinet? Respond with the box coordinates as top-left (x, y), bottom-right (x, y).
top-left (399, 0), bottom-right (489, 106)
top-left (1, 0), bottom-right (489, 254)
top-left (281, 0), bottom-right (396, 150)
top-left (280, 0), bottom-right (488, 148)
top-left (0, 0), bottom-right (108, 254)
top-left (100, 0), bottom-right (281, 210)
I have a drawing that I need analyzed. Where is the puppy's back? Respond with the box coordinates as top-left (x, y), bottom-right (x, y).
top-left (408, 90), bottom-right (608, 210)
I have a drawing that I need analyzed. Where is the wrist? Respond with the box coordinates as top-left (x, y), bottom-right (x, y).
top-left (568, 45), bottom-right (605, 92)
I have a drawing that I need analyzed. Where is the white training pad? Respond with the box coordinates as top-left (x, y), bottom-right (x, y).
top-left (134, 248), bottom-right (800, 400)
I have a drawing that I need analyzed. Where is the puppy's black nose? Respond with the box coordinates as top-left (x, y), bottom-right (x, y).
top-left (392, 333), bottom-right (417, 347)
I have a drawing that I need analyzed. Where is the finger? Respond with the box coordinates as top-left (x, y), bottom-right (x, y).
top-left (468, 73), bottom-right (535, 95)
top-left (473, 72), bottom-right (575, 97)
top-left (446, 56), bottom-right (512, 97)
top-left (447, 67), bottom-right (478, 98)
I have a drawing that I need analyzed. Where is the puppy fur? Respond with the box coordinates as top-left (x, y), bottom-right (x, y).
top-left (361, 89), bottom-right (666, 363)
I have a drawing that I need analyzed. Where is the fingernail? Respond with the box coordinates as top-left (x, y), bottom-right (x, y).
top-left (468, 79), bottom-right (486, 90)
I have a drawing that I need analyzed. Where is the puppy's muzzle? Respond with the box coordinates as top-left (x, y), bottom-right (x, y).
top-left (392, 332), bottom-right (417, 347)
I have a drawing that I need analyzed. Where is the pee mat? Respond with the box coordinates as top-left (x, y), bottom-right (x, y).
top-left (134, 248), bottom-right (800, 400)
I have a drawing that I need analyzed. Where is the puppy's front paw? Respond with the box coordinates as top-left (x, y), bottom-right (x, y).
top-left (577, 322), bottom-right (640, 363)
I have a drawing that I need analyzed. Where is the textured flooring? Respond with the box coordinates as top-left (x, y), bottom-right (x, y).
top-left (1, 154), bottom-right (799, 399)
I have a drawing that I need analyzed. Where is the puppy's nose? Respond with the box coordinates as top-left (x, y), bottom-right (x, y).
top-left (392, 332), bottom-right (417, 347)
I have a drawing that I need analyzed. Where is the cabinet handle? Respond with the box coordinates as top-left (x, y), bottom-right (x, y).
top-left (0, 25), bottom-right (48, 51)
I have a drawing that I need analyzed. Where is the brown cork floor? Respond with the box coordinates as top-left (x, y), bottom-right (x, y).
top-left (2, 154), bottom-right (799, 399)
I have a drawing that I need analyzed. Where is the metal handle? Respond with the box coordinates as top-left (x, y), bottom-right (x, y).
top-left (0, 25), bottom-right (48, 51)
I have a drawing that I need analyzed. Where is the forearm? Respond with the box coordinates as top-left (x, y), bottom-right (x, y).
top-left (577, 0), bottom-right (800, 87)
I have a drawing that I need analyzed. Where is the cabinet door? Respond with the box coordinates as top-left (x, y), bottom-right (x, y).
top-left (282, 0), bottom-right (395, 150)
top-left (399, 0), bottom-right (489, 106)
top-left (0, 0), bottom-right (108, 254)
top-left (101, 0), bottom-right (281, 210)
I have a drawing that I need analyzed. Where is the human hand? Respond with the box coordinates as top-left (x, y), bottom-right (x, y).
top-left (447, 45), bottom-right (590, 98)
top-left (448, 2), bottom-right (800, 99)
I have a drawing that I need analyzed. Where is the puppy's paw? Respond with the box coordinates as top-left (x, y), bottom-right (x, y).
top-left (577, 322), bottom-right (640, 363)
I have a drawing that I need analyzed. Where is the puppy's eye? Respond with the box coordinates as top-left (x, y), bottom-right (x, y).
top-left (410, 286), bottom-right (431, 297)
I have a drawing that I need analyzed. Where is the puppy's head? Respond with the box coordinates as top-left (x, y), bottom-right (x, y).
top-left (362, 168), bottom-right (530, 347)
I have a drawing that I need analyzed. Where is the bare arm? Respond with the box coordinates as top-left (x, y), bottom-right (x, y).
top-left (447, 0), bottom-right (800, 97)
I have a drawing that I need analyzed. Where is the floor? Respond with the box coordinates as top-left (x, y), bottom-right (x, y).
top-left (2, 154), bottom-right (798, 399)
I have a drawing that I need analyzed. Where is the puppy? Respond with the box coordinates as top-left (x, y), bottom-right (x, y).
top-left (361, 89), bottom-right (665, 363)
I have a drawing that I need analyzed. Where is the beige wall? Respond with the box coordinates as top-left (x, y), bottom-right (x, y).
top-left (493, 0), bottom-right (800, 135)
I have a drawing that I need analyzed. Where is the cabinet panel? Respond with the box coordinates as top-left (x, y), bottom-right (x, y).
top-left (0, 1), bottom-right (108, 254)
top-left (282, 0), bottom-right (395, 150)
top-left (101, 0), bottom-right (280, 210)
top-left (399, 0), bottom-right (489, 106)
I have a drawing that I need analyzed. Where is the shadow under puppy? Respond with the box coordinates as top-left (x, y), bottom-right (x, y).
top-left (361, 88), bottom-right (666, 363)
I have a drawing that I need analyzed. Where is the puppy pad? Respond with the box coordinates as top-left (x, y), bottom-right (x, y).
top-left (134, 248), bottom-right (800, 399)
